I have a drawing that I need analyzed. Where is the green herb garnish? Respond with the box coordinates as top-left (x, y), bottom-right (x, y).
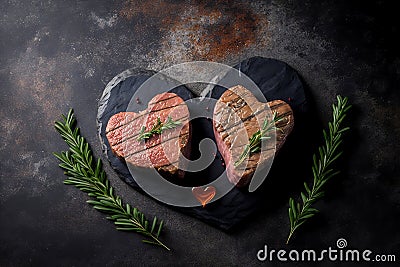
top-left (234, 112), bottom-right (284, 167)
top-left (137, 116), bottom-right (181, 141)
top-left (286, 95), bottom-right (351, 244)
top-left (53, 109), bottom-right (170, 250)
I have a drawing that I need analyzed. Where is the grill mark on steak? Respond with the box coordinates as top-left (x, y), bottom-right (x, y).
top-left (214, 94), bottom-right (287, 132)
top-left (124, 132), bottom-right (190, 159)
top-left (109, 111), bottom-right (190, 157)
top-left (215, 101), bottom-right (288, 139)
top-left (112, 113), bottom-right (189, 146)
top-left (106, 101), bottom-right (189, 147)
top-left (216, 105), bottom-right (292, 143)
top-left (124, 133), bottom-right (190, 169)
top-left (149, 93), bottom-right (177, 104)
top-left (108, 104), bottom-right (190, 157)
top-left (106, 94), bottom-right (181, 134)
top-left (217, 110), bottom-right (268, 144)
top-left (213, 89), bottom-right (256, 116)
top-left (222, 109), bottom-right (292, 144)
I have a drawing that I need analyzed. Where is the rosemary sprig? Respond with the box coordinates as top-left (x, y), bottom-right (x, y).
top-left (137, 116), bottom-right (181, 141)
top-left (286, 95), bottom-right (351, 244)
top-left (53, 109), bottom-right (170, 250)
top-left (234, 112), bottom-right (283, 167)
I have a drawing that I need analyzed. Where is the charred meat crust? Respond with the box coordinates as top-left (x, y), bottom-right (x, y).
top-left (213, 85), bottom-right (294, 187)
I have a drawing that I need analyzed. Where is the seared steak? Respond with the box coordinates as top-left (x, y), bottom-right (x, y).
top-left (213, 85), bottom-right (294, 187)
top-left (106, 92), bottom-right (191, 178)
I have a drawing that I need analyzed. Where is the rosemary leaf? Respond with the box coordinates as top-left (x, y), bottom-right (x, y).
top-left (137, 116), bottom-right (181, 141)
top-left (286, 95), bottom-right (351, 244)
top-left (234, 112), bottom-right (284, 167)
top-left (53, 109), bottom-right (170, 251)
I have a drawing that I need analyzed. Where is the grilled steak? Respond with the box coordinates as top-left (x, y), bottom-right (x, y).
top-left (106, 92), bottom-right (191, 178)
top-left (213, 85), bottom-right (294, 187)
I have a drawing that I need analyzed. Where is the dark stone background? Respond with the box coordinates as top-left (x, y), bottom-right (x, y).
top-left (0, 0), bottom-right (399, 266)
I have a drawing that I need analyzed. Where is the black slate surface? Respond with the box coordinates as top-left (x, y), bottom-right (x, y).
top-left (97, 57), bottom-right (307, 230)
top-left (1, 1), bottom-right (399, 266)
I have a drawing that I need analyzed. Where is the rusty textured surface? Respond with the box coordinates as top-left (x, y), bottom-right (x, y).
top-left (118, 0), bottom-right (270, 64)
top-left (0, 0), bottom-right (399, 265)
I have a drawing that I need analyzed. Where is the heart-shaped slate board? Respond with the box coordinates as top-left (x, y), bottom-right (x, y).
top-left (97, 57), bottom-right (308, 230)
